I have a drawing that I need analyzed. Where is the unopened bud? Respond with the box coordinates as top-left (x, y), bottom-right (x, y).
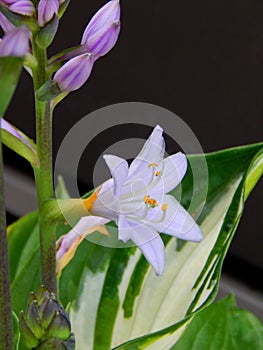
top-left (19, 286), bottom-right (75, 349)
top-left (38, 0), bottom-right (59, 27)
top-left (81, 0), bottom-right (120, 58)
top-left (0, 12), bottom-right (15, 32)
top-left (0, 26), bottom-right (30, 57)
top-left (46, 309), bottom-right (71, 340)
top-left (8, 0), bottom-right (35, 16)
top-left (54, 53), bottom-right (94, 92)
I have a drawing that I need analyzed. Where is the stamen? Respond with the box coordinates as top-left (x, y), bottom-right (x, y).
top-left (155, 171), bottom-right (161, 176)
top-left (144, 194), bottom-right (150, 203)
top-left (162, 204), bottom-right (168, 211)
top-left (144, 196), bottom-right (158, 208)
top-left (148, 162), bottom-right (158, 168)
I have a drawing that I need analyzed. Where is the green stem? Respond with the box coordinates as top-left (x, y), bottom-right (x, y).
top-left (32, 38), bottom-right (57, 294)
top-left (0, 127), bottom-right (14, 350)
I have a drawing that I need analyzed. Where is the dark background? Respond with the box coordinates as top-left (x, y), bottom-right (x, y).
top-left (3, 0), bottom-right (263, 287)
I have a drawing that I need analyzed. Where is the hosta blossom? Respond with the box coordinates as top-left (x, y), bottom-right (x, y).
top-left (56, 126), bottom-right (203, 276)
top-left (0, 25), bottom-right (30, 56)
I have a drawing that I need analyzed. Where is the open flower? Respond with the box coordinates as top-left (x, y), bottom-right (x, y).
top-left (56, 125), bottom-right (203, 276)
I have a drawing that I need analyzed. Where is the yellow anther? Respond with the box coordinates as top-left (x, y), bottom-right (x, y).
top-left (162, 204), bottom-right (168, 212)
top-left (148, 162), bottom-right (158, 168)
top-left (155, 171), bottom-right (161, 176)
top-left (144, 195), bottom-right (158, 208)
top-left (144, 194), bottom-right (150, 203)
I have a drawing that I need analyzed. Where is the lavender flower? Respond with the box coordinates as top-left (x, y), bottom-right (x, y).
top-left (38, 0), bottom-right (59, 27)
top-left (54, 53), bottom-right (94, 92)
top-left (1, 0), bottom-right (35, 16)
top-left (56, 126), bottom-right (203, 276)
top-left (0, 25), bottom-right (30, 56)
top-left (81, 0), bottom-right (120, 58)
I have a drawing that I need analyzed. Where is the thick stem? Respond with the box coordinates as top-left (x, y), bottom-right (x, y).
top-left (0, 129), bottom-right (14, 350)
top-left (32, 39), bottom-right (57, 293)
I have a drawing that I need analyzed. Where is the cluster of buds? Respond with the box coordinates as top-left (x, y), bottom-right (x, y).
top-left (0, 0), bottom-right (66, 26)
top-left (53, 0), bottom-right (121, 92)
top-left (19, 286), bottom-right (75, 349)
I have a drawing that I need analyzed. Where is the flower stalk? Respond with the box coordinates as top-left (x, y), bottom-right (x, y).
top-left (31, 35), bottom-right (57, 294)
top-left (0, 128), bottom-right (14, 350)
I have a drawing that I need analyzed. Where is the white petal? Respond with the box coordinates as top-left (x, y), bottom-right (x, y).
top-left (56, 216), bottom-right (110, 274)
top-left (118, 216), bottom-right (165, 275)
top-left (153, 152), bottom-right (188, 194)
top-left (147, 195), bottom-right (203, 242)
top-left (103, 154), bottom-right (129, 197)
top-left (91, 179), bottom-right (119, 221)
top-left (128, 125), bottom-right (165, 178)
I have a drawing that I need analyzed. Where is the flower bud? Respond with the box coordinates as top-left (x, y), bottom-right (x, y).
top-left (0, 12), bottom-right (15, 32)
top-left (8, 0), bottom-right (35, 16)
top-left (38, 0), bottom-right (59, 27)
top-left (54, 53), bottom-right (94, 92)
top-left (81, 0), bottom-right (120, 58)
top-left (19, 286), bottom-right (75, 349)
top-left (0, 26), bottom-right (30, 57)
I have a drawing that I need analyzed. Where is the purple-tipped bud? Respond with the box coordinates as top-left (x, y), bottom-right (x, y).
top-left (0, 12), bottom-right (15, 32)
top-left (0, 26), bottom-right (30, 57)
top-left (38, 0), bottom-right (59, 27)
top-left (8, 0), bottom-right (35, 16)
top-left (81, 0), bottom-right (120, 58)
top-left (54, 53), bottom-right (94, 92)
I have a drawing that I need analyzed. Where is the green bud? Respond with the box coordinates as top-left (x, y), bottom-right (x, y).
top-left (36, 15), bottom-right (59, 48)
top-left (36, 334), bottom-right (75, 350)
top-left (19, 286), bottom-right (75, 349)
top-left (36, 80), bottom-right (61, 102)
top-left (26, 300), bottom-right (44, 338)
top-left (46, 309), bottom-right (71, 340)
top-left (19, 311), bottom-right (40, 349)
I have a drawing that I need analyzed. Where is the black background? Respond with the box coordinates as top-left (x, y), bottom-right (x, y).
top-left (3, 0), bottom-right (263, 284)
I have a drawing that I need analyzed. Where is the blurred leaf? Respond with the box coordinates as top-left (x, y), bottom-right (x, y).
top-left (1, 119), bottom-right (39, 166)
top-left (0, 57), bottom-right (24, 116)
top-left (170, 295), bottom-right (263, 350)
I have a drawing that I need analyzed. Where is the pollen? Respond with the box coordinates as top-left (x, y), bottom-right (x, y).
top-left (162, 204), bottom-right (168, 211)
top-left (155, 171), bottom-right (161, 176)
top-left (144, 195), bottom-right (158, 208)
top-left (144, 194), bottom-right (150, 203)
top-left (148, 162), bottom-right (158, 168)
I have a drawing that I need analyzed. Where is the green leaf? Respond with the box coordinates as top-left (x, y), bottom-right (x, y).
top-left (13, 311), bottom-right (20, 350)
top-left (0, 57), bottom-right (24, 116)
top-left (7, 142), bottom-right (263, 349)
top-left (170, 295), bottom-right (263, 350)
